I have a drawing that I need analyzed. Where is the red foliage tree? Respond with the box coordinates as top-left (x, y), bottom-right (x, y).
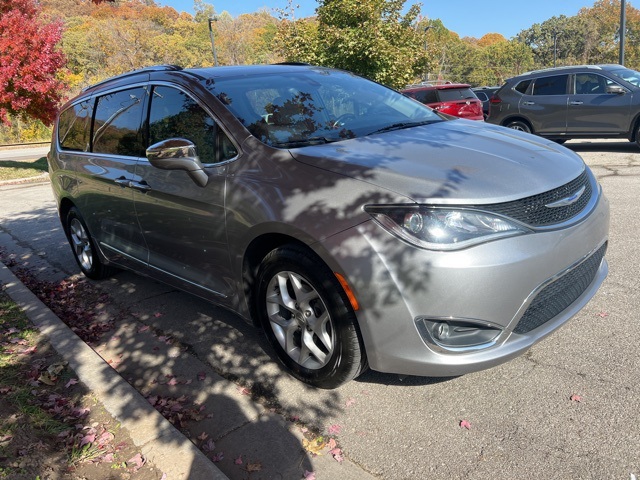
top-left (0, 0), bottom-right (67, 125)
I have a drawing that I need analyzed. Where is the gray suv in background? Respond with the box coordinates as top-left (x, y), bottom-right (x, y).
top-left (487, 64), bottom-right (640, 145)
top-left (48, 64), bottom-right (609, 388)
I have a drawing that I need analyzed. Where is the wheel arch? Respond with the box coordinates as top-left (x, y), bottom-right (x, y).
top-left (501, 116), bottom-right (534, 133)
top-left (242, 233), bottom-right (315, 326)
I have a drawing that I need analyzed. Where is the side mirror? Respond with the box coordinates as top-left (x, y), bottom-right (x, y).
top-left (146, 138), bottom-right (208, 187)
top-left (606, 85), bottom-right (626, 95)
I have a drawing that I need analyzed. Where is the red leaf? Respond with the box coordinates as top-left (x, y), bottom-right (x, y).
top-left (327, 438), bottom-right (337, 450)
top-left (345, 398), bottom-right (356, 408)
top-left (211, 452), bottom-right (224, 462)
top-left (234, 455), bottom-right (243, 465)
top-left (327, 424), bottom-right (342, 435)
top-left (197, 432), bottom-right (209, 441)
top-left (154, 312), bottom-right (163, 318)
top-left (596, 312), bottom-right (609, 318)
top-left (329, 447), bottom-right (344, 463)
top-left (459, 420), bottom-right (472, 430)
top-left (570, 394), bottom-right (583, 402)
top-left (304, 470), bottom-right (316, 480)
top-left (65, 378), bottom-right (78, 389)
top-left (197, 371), bottom-right (206, 381)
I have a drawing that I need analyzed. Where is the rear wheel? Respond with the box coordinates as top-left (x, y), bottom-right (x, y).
top-left (635, 122), bottom-right (640, 148)
top-left (505, 120), bottom-right (532, 134)
top-left (255, 245), bottom-right (367, 389)
top-left (64, 207), bottom-right (117, 280)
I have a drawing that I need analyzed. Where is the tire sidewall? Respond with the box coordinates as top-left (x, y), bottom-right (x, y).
top-left (506, 120), bottom-right (531, 134)
top-left (255, 246), bottom-right (362, 388)
top-left (64, 207), bottom-right (103, 280)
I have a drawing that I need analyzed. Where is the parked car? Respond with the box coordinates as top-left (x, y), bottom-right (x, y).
top-left (48, 64), bottom-right (609, 389)
top-left (487, 64), bottom-right (640, 145)
top-left (401, 82), bottom-right (484, 120)
top-left (472, 86), bottom-right (500, 119)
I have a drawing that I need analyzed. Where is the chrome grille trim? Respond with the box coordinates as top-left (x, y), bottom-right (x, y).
top-left (478, 170), bottom-right (592, 227)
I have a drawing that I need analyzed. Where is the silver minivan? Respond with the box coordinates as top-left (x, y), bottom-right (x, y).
top-left (48, 64), bottom-right (609, 388)
top-left (488, 64), bottom-right (640, 145)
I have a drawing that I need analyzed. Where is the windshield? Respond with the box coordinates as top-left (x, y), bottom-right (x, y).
top-left (610, 67), bottom-right (640, 87)
top-left (205, 68), bottom-right (444, 148)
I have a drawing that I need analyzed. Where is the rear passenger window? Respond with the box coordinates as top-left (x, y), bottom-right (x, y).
top-left (58, 99), bottom-right (93, 152)
top-left (532, 75), bottom-right (569, 96)
top-left (514, 80), bottom-right (532, 94)
top-left (148, 86), bottom-right (236, 164)
top-left (93, 87), bottom-right (146, 157)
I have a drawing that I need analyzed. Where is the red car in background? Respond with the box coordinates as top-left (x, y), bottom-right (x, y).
top-left (401, 83), bottom-right (484, 121)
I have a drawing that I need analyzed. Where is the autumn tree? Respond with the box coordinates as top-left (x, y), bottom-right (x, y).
top-left (277, 0), bottom-right (423, 88)
top-left (0, 0), bottom-right (67, 125)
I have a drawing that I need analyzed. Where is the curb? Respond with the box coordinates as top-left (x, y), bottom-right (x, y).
top-left (0, 262), bottom-right (229, 480)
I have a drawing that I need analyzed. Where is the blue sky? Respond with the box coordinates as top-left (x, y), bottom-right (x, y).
top-left (157, 0), bottom-right (599, 39)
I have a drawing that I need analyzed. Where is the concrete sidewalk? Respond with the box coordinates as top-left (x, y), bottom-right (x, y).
top-left (0, 260), bottom-right (376, 480)
top-left (1, 262), bottom-right (228, 480)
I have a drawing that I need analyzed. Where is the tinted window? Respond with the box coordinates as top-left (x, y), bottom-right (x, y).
top-left (514, 80), bottom-right (532, 94)
top-left (474, 92), bottom-right (488, 102)
top-left (532, 75), bottom-right (569, 96)
top-left (410, 90), bottom-right (439, 104)
top-left (575, 73), bottom-right (608, 95)
top-left (93, 87), bottom-right (146, 156)
top-left (437, 88), bottom-right (476, 102)
top-left (58, 99), bottom-right (93, 152)
top-left (148, 86), bottom-right (236, 164)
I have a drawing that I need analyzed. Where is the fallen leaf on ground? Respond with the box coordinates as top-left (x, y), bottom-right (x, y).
top-left (459, 420), bottom-right (472, 430)
top-left (197, 371), bottom-right (206, 381)
top-left (327, 424), bottom-right (342, 435)
top-left (329, 447), bottom-right (344, 463)
top-left (234, 455), bottom-right (243, 465)
top-left (127, 453), bottom-right (145, 471)
top-left (302, 437), bottom-right (326, 455)
top-left (246, 462), bottom-right (261, 472)
top-left (346, 398), bottom-right (356, 408)
top-left (211, 452), bottom-right (224, 462)
top-left (65, 378), bottom-right (78, 388)
top-left (197, 432), bottom-right (209, 441)
top-left (570, 394), bottom-right (583, 402)
top-left (304, 470), bottom-right (316, 480)
top-left (327, 438), bottom-right (337, 450)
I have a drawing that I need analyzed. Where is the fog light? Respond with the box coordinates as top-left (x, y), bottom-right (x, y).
top-left (415, 317), bottom-right (502, 350)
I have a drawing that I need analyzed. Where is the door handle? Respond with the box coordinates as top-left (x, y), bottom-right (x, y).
top-left (569, 101), bottom-right (584, 106)
top-left (130, 180), bottom-right (151, 192)
top-left (114, 177), bottom-right (131, 188)
top-left (522, 101), bottom-right (535, 106)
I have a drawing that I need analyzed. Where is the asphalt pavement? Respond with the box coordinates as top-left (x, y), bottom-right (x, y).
top-left (1, 141), bottom-right (639, 479)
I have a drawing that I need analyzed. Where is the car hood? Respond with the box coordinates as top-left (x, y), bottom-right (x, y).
top-left (289, 120), bottom-right (586, 204)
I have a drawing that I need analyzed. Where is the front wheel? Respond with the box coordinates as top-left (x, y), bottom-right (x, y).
top-left (64, 207), bottom-right (118, 280)
top-left (505, 120), bottom-right (532, 134)
top-left (255, 245), bottom-right (367, 389)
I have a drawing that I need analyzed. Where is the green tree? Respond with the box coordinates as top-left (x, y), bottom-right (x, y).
top-left (277, 0), bottom-right (423, 88)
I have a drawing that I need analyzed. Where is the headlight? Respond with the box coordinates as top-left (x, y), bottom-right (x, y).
top-left (364, 205), bottom-right (530, 250)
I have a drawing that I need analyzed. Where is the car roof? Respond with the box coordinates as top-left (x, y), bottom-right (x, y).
top-left (506, 64), bottom-right (625, 82)
top-left (80, 63), bottom-right (337, 95)
top-left (402, 83), bottom-right (471, 91)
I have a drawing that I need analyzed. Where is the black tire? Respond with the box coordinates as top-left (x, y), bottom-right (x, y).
top-left (505, 120), bottom-right (532, 134)
top-left (635, 123), bottom-right (640, 148)
top-left (64, 207), bottom-right (118, 280)
top-left (255, 245), bottom-right (368, 389)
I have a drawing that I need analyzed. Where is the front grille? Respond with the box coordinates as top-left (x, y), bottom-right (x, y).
top-left (513, 242), bottom-right (607, 334)
top-left (479, 170), bottom-right (592, 227)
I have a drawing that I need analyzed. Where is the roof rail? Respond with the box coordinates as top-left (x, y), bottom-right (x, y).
top-left (81, 65), bottom-right (183, 92)
top-left (520, 65), bottom-right (603, 76)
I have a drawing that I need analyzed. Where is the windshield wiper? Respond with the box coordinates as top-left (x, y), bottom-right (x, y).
top-left (271, 136), bottom-right (335, 148)
top-left (367, 120), bottom-right (438, 136)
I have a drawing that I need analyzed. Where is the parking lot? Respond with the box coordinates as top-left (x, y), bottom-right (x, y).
top-left (0, 139), bottom-right (638, 479)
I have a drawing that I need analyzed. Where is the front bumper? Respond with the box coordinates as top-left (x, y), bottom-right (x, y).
top-left (319, 188), bottom-right (610, 377)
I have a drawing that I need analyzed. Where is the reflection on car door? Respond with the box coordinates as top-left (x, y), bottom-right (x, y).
top-left (133, 85), bottom-right (236, 301)
top-left (78, 87), bottom-right (149, 266)
top-left (519, 74), bottom-right (570, 135)
top-left (566, 73), bottom-right (632, 134)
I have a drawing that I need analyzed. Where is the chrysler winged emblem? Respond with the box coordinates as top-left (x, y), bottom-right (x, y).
top-left (545, 185), bottom-right (586, 208)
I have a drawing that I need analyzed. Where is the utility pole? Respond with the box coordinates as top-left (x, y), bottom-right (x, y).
top-left (619, 0), bottom-right (626, 65)
top-left (424, 25), bottom-right (433, 82)
top-left (208, 16), bottom-right (219, 67)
